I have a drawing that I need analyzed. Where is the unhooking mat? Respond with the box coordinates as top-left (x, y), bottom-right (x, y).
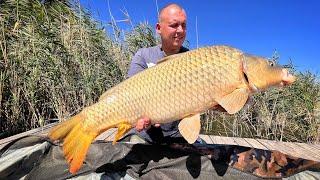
top-left (0, 136), bottom-right (319, 180)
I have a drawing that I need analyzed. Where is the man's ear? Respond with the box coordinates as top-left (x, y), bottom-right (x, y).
top-left (156, 23), bottom-right (161, 34)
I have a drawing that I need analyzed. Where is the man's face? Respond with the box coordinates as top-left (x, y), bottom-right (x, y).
top-left (156, 7), bottom-right (187, 52)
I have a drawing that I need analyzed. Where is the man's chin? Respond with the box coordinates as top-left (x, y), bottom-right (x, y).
top-left (172, 42), bottom-right (183, 48)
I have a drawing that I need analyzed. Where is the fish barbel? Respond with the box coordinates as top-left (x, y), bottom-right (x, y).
top-left (48, 45), bottom-right (295, 174)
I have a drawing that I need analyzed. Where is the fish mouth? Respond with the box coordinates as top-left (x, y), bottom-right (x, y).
top-left (280, 69), bottom-right (296, 86)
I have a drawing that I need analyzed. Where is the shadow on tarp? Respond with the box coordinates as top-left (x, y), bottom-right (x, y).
top-left (0, 136), bottom-right (319, 180)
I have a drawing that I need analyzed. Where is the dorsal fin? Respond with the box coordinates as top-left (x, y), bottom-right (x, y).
top-left (157, 53), bottom-right (181, 64)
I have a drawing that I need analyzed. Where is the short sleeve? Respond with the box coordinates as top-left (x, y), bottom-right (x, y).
top-left (127, 49), bottom-right (148, 78)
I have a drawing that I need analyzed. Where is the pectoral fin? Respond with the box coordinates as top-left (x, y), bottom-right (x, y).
top-left (217, 88), bottom-right (249, 114)
top-left (113, 122), bottom-right (132, 144)
top-left (178, 114), bottom-right (201, 144)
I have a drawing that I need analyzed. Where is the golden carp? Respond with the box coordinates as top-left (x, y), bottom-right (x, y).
top-left (48, 45), bottom-right (295, 174)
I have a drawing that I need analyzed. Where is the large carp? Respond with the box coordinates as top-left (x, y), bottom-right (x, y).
top-left (48, 45), bottom-right (296, 174)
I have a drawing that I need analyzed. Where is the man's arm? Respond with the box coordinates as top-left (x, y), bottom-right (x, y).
top-left (127, 49), bottom-right (148, 78)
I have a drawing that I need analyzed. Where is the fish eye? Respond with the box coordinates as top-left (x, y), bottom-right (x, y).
top-left (268, 60), bottom-right (275, 67)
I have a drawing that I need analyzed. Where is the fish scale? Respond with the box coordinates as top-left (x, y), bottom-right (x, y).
top-left (88, 46), bottom-right (244, 126)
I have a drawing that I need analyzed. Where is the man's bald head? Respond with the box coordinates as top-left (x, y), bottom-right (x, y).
top-left (158, 3), bottom-right (186, 23)
top-left (156, 3), bottom-right (187, 55)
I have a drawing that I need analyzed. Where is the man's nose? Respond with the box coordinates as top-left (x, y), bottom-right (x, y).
top-left (176, 25), bottom-right (184, 32)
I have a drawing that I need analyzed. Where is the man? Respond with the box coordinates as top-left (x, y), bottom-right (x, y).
top-left (125, 3), bottom-right (189, 144)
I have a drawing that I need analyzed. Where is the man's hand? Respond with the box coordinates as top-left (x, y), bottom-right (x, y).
top-left (135, 117), bottom-right (160, 132)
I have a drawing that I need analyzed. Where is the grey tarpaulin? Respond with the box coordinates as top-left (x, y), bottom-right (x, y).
top-left (0, 136), bottom-right (319, 180)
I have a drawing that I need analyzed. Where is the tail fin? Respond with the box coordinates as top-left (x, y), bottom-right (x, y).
top-left (48, 113), bottom-right (97, 174)
top-left (49, 113), bottom-right (83, 141)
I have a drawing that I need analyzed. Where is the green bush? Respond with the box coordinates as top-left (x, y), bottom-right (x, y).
top-left (0, 0), bottom-right (124, 137)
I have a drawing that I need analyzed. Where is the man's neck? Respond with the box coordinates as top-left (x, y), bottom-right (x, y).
top-left (161, 45), bottom-right (180, 56)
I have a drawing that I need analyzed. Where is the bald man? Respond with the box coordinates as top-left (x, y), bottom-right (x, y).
top-left (125, 4), bottom-right (190, 144)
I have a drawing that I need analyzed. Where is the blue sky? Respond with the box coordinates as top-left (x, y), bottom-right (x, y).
top-left (80, 0), bottom-right (319, 73)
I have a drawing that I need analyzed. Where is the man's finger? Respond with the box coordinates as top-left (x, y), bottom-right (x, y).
top-left (136, 118), bottom-right (146, 131)
top-left (135, 117), bottom-right (151, 131)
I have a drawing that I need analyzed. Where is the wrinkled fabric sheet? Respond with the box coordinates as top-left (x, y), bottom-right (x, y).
top-left (0, 136), bottom-right (319, 180)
